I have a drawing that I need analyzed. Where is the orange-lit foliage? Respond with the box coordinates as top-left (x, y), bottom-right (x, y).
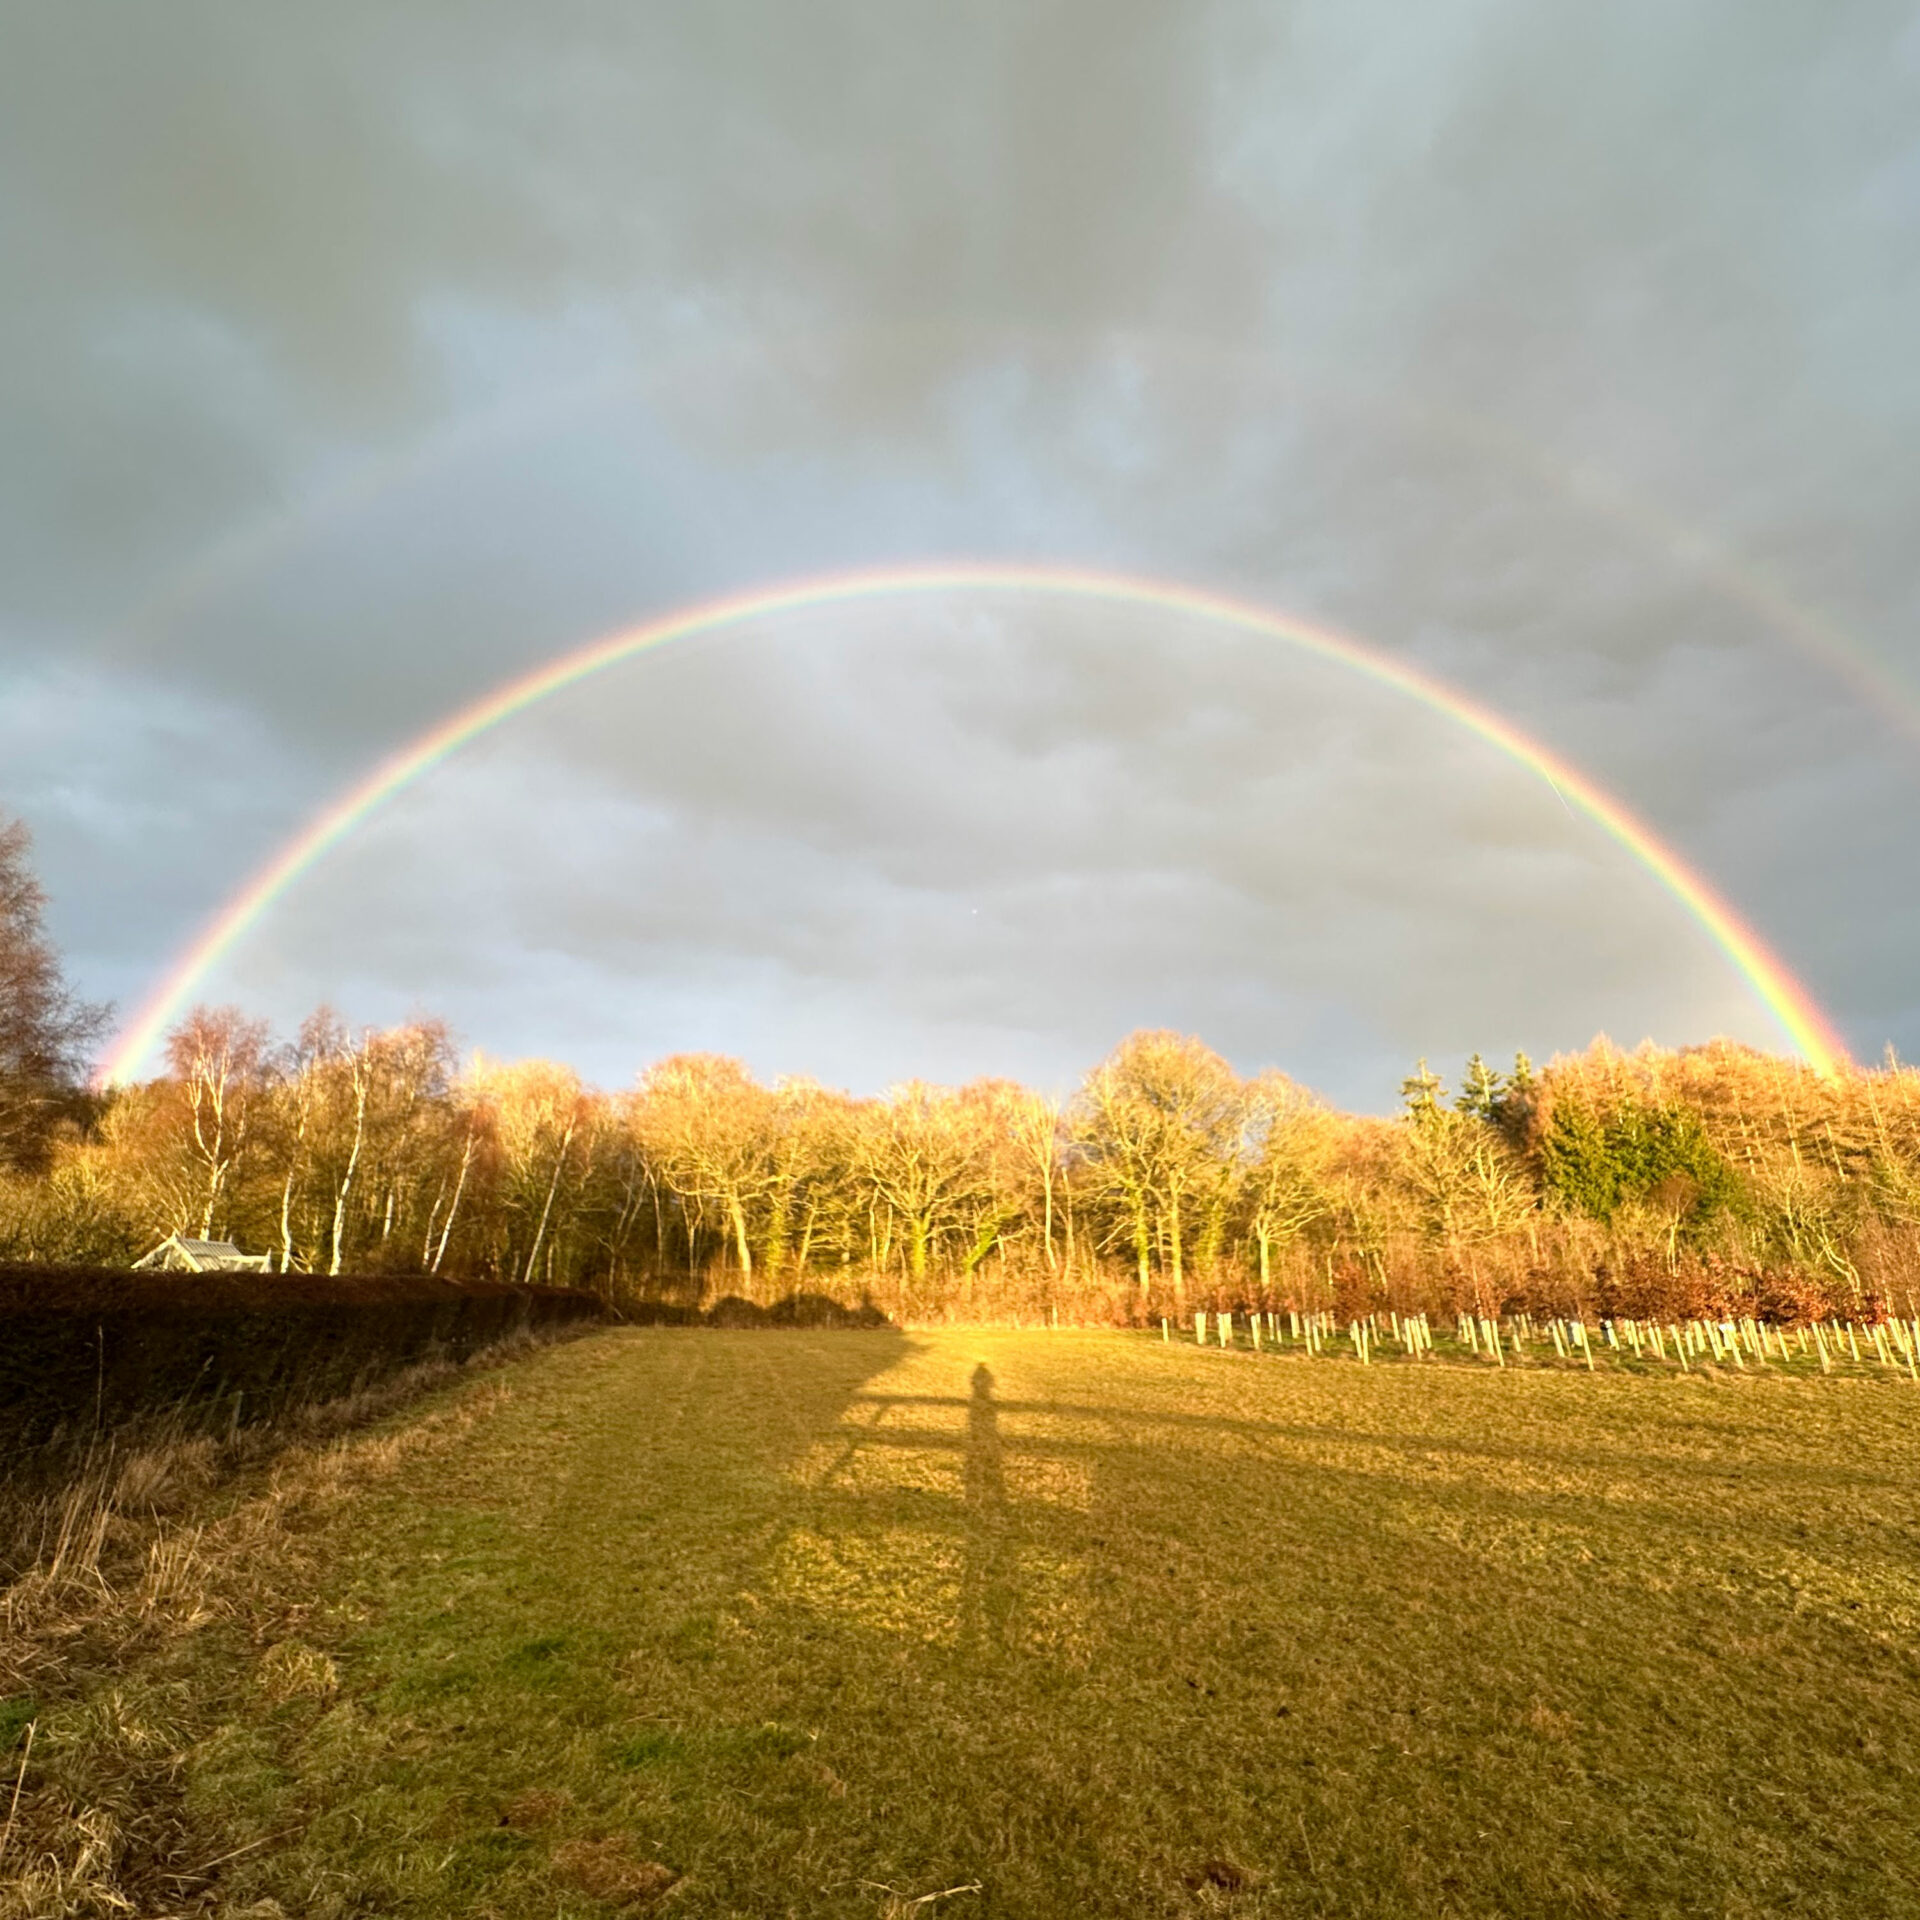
top-left (9, 1016), bottom-right (1920, 1325)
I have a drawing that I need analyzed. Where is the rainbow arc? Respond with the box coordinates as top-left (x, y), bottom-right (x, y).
top-left (99, 563), bottom-right (1850, 1084)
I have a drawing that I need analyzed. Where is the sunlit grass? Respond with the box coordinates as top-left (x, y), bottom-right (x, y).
top-left (15, 1327), bottom-right (1920, 1917)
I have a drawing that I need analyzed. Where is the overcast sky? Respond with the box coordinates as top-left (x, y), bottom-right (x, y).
top-left (4, 2), bottom-right (1917, 1108)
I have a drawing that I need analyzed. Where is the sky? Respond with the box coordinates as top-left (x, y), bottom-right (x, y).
top-left (3, 2), bottom-right (1918, 1109)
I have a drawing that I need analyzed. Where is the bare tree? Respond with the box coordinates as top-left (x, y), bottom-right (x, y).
top-left (271, 1007), bottom-right (345, 1271)
top-left (428, 1092), bottom-right (490, 1274)
top-left (994, 1084), bottom-right (1065, 1270)
top-left (0, 816), bottom-right (108, 1169)
top-left (857, 1082), bottom-right (996, 1284)
top-left (164, 1005), bottom-right (273, 1241)
top-left (1069, 1031), bottom-right (1248, 1303)
top-left (630, 1055), bottom-right (773, 1281)
top-left (1241, 1071), bottom-right (1334, 1294)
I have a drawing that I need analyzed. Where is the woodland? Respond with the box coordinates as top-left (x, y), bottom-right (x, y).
top-left (2, 819), bottom-right (1915, 1325)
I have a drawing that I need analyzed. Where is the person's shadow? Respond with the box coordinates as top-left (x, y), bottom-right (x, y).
top-left (960, 1363), bottom-right (1015, 1653)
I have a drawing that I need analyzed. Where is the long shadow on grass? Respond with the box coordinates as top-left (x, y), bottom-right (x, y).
top-left (829, 1394), bottom-right (1920, 1649)
top-left (778, 1352), bottom-right (1920, 1916)
top-left (847, 1384), bottom-right (1920, 1498)
top-left (959, 1364), bottom-right (1016, 1655)
top-left (202, 1332), bottom-right (1920, 1919)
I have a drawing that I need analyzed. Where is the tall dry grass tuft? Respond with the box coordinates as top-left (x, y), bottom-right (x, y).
top-left (0, 1322), bottom-right (575, 1920)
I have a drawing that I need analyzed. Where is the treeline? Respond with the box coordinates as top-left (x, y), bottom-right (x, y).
top-left (3, 816), bottom-right (1916, 1324)
top-left (6, 1006), bottom-right (1920, 1326)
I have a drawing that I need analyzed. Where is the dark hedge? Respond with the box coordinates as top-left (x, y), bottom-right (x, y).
top-left (702, 1291), bottom-right (892, 1329)
top-left (0, 1265), bottom-right (603, 1458)
top-left (616, 1294), bottom-right (891, 1328)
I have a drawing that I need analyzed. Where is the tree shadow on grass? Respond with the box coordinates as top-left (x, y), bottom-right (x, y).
top-left (165, 1329), bottom-right (1920, 1920)
top-left (847, 1384), bottom-right (1920, 1499)
top-left (752, 1344), bottom-right (1920, 1917)
top-left (832, 1401), bottom-right (1920, 1665)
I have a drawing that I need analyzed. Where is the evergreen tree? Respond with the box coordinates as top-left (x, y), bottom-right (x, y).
top-left (1455, 1053), bottom-right (1507, 1120)
top-left (1399, 1058), bottom-right (1446, 1124)
top-left (1539, 1094), bottom-right (1738, 1233)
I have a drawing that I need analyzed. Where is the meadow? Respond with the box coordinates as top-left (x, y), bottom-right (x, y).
top-left (7, 1326), bottom-right (1920, 1918)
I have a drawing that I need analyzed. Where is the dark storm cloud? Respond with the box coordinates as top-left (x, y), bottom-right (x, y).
top-left (2, 3), bottom-right (1916, 1100)
top-left (0, 0), bottom-right (1254, 613)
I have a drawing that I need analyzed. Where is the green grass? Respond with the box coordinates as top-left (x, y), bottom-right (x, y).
top-left (70, 1330), bottom-right (1920, 1915)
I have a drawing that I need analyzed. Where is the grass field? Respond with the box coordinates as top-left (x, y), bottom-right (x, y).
top-left (13, 1327), bottom-right (1920, 1918)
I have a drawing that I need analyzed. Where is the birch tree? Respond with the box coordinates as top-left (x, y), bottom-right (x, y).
top-left (164, 1006), bottom-right (273, 1241)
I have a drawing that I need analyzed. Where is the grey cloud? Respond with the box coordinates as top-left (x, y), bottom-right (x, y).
top-left (205, 602), bottom-right (1774, 1105)
top-left (3, 3), bottom-right (1916, 1099)
top-left (0, 0), bottom-right (1260, 622)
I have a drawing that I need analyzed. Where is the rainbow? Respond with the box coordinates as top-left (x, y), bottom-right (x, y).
top-left (99, 562), bottom-right (1851, 1083)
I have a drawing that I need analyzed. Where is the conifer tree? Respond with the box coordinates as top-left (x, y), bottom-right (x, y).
top-left (1399, 1059), bottom-right (1446, 1123)
top-left (1455, 1053), bottom-right (1507, 1120)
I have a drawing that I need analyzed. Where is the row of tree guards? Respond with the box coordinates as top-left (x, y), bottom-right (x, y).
top-left (1165, 1306), bottom-right (1920, 1378)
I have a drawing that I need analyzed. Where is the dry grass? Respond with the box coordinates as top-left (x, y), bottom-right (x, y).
top-left (10, 1327), bottom-right (1920, 1916)
top-left (0, 1327), bottom-right (581, 1918)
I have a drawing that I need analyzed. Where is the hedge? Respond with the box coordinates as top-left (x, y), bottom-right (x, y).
top-left (0, 1266), bottom-right (603, 1457)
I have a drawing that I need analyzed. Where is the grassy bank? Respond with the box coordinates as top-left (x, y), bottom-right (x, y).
top-left (7, 1328), bottom-right (1920, 1917)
